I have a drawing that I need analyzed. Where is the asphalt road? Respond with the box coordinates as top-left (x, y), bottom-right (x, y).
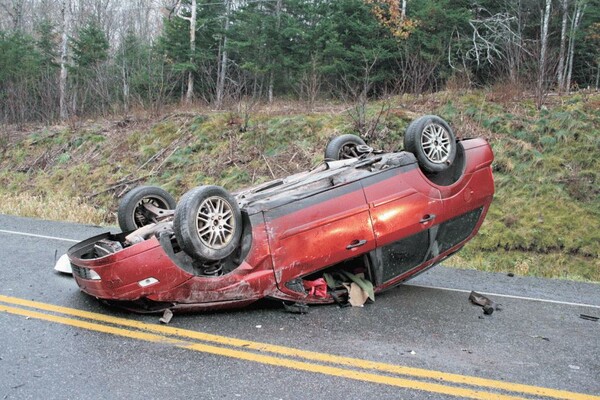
top-left (0, 214), bottom-right (599, 400)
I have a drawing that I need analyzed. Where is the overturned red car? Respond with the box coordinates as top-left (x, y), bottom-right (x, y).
top-left (66, 115), bottom-right (494, 312)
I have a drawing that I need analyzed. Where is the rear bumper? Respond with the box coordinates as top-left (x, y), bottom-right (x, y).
top-left (68, 233), bottom-right (193, 301)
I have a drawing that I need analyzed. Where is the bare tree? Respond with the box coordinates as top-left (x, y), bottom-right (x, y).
top-left (401, 0), bottom-right (407, 21)
top-left (565, 0), bottom-right (587, 93)
top-left (448, 8), bottom-right (529, 86)
top-left (537, 0), bottom-right (551, 109)
top-left (267, 0), bottom-right (282, 104)
top-left (216, 0), bottom-right (231, 108)
top-left (172, 0), bottom-right (197, 104)
top-left (59, 0), bottom-right (71, 120)
top-left (1, 0), bottom-right (25, 30)
top-left (297, 55), bottom-right (322, 110)
top-left (557, 0), bottom-right (569, 92)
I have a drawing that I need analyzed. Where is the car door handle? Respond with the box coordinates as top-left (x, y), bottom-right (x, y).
top-left (346, 239), bottom-right (367, 250)
top-left (420, 214), bottom-right (436, 224)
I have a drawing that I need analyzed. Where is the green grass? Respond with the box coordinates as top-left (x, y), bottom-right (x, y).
top-left (433, 91), bottom-right (599, 281)
top-left (0, 91), bottom-right (598, 281)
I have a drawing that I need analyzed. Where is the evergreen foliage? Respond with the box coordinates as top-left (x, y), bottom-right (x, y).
top-left (0, 0), bottom-right (597, 120)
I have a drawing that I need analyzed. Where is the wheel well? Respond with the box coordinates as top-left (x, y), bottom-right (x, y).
top-left (422, 141), bottom-right (466, 186)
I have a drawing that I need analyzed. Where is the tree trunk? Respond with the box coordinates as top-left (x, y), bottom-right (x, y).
top-left (537, 0), bottom-right (551, 109)
top-left (216, 0), bottom-right (230, 108)
top-left (185, 0), bottom-right (197, 104)
top-left (557, 0), bottom-right (569, 92)
top-left (565, 1), bottom-right (586, 93)
top-left (401, 0), bottom-right (407, 21)
top-left (268, 0), bottom-right (283, 104)
top-left (122, 63), bottom-right (130, 113)
top-left (59, 0), bottom-right (71, 121)
top-left (596, 60), bottom-right (600, 92)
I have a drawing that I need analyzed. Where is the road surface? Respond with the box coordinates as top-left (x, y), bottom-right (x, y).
top-left (1, 214), bottom-right (599, 399)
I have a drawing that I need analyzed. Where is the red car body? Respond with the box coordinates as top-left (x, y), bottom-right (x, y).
top-left (68, 138), bottom-right (494, 312)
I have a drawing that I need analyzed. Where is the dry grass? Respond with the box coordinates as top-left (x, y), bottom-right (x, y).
top-left (0, 193), bottom-right (107, 225)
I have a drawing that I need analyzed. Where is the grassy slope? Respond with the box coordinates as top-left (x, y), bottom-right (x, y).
top-left (0, 91), bottom-right (598, 281)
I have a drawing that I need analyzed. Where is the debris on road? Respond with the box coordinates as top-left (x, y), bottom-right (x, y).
top-left (159, 309), bottom-right (173, 324)
top-left (323, 271), bottom-right (374, 308)
top-left (282, 302), bottom-right (309, 314)
top-left (579, 314), bottom-right (599, 322)
top-left (469, 291), bottom-right (496, 315)
top-left (530, 335), bottom-right (550, 342)
top-left (54, 253), bottom-right (73, 274)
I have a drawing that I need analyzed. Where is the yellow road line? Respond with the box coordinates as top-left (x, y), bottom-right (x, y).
top-left (1, 294), bottom-right (598, 400)
top-left (0, 303), bottom-right (525, 400)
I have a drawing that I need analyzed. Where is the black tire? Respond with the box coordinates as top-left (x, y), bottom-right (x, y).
top-left (117, 186), bottom-right (176, 232)
top-left (404, 115), bottom-right (457, 173)
top-left (324, 134), bottom-right (367, 160)
top-left (173, 185), bottom-right (242, 262)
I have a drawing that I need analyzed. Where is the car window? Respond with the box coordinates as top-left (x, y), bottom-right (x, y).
top-left (376, 229), bottom-right (430, 283)
top-left (436, 207), bottom-right (483, 253)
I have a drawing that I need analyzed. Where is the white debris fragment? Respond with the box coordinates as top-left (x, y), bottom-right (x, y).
top-left (54, 254), bottom-right (73, 274)
top-left (159, 309), bottom-right (173, 324)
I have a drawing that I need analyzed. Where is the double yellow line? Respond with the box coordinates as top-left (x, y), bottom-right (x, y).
top-left (0, 294), bottom-right (597, 400)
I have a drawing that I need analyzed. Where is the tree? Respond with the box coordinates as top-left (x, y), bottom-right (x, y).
top-left (365, 0), bottom-right (417, 39)
top-left (59, 0), bottom-right (71, 120)
top-left (557, 0), bottom-right (570, 92)
top-left (536, 0), bottom-right (551, 108)
top-left (35, 18), bottom-right (60, 120)
top-left (215, 0), bottom-right (231, 107)
top-left (401, 0), bottom-right (471, 92)
top-left (70, 20), bottom-right (110, 115)
top-left (586, 22), bottom-right (600, 90)
top-left (173, 0), bottom-right (197, 104)
top-left (564, 0), bottom-right (587, 92)
top-left (0, 31), bottom-right (43, 123)
top-left (160, 0), bottom-right (224, 104)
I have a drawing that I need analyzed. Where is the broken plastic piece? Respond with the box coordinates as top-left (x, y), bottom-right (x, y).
top-left (54, 254), bottom-right (73, 274)
top-left (159, 309), bottom-right (173, 324)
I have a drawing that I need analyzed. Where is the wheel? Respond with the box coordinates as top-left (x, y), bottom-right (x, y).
top-left (117, 186), bottom-right (176, 232)
top-left (404, 115), bottom-right (457, 173)
top-left (173, 185), bottom-right (242, 262)
top-left (324, 134), bottom-right (367, 160)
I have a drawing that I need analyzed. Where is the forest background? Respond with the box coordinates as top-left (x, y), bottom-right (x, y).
top-left (0, 0), bottom-right (598, 281)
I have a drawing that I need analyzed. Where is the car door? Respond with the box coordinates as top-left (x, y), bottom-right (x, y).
top-left (264, 181), bottom-right (376, 292)
top-left (361, 166), bottom-right (442, 285)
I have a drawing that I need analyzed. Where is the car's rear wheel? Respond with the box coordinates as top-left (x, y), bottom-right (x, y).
top-left (117, 186), bottom-right (176, 232)
top-left (173, 185), bottom-right (242, 262)
top-left (324, 134), bottom-right (367, 160)
top-left (404, 115), bottom-right (457, 173)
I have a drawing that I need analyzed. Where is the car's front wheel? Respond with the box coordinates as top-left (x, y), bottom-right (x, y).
top-left (117, 186), bottom-right (176, 232)
top-left (173, 186), bottom-right (242, 262)
top-left (404, 115), bottom-right (457, 173)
